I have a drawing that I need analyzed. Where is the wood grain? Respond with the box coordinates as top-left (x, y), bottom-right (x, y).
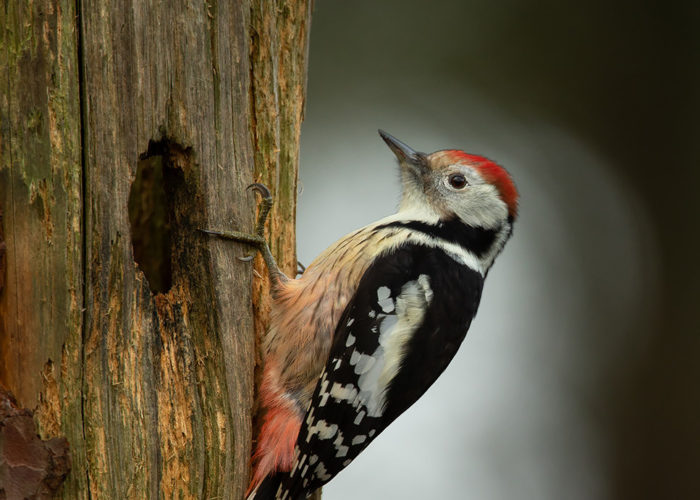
top-left (0, 1), bottom-right (86, 496)
top-left (0, 0), bottom-right (313, 497)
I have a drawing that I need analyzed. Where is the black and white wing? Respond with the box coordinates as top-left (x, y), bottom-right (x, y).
top-left (277, 243), bottom-right (485, 499)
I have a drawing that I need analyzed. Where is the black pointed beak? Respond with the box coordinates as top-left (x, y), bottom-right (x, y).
top-left (378, 130), bottom-right (425, 168)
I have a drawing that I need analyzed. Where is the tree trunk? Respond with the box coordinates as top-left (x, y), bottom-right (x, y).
top-left (0, 0), bottom-right (313, 498)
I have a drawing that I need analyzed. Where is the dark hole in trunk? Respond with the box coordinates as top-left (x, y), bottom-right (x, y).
top-left (128, 139), bottom-right (192, 294)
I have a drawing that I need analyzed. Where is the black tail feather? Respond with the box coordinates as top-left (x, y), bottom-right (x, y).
top-left (247, 473), bottom-right (281, 500)
top-left (247, 472), bottom-right (313, 500)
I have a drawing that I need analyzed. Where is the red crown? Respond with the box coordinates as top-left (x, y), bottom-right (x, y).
top-left (444, 150), bottom-right (519, 218)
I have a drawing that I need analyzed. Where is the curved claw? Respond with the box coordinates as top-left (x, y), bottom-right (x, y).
top-left (246, 182), bottom-right (274, 240)
top-left (200, 184), bottom-right (288, 286)
top-left (247, 182), bottom-right (271, 199)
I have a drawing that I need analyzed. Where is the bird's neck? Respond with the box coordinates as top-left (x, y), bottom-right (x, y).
top-left (376, 209), bottom-right (513, 275)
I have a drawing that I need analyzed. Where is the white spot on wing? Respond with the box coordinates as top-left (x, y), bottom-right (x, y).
top-left (378, 314), bottom-right (398, 341)
top-left (334, 431), bottom-right (349, 457)
top-left (349, 350), bottom-right (377, 375)
top-left (351, 435), bottom-right (367, 445)
top-left (377, 286), bottom-right (391, 301)
top-left (291, 452), bottom-right (306, 475)
top-left (377, 285), bottom-right (395, 313)
top-left (376, 275), bottom-right (433, 394)
top-left (330, 382), bottom-right (358, 403)
top-left (317, 373), bottom-right (330, 407)
top-left (345, 334), bottom-right (356, 347)
top-left (353, 275), bottom-right (434, 417)
top-left (290, 454), bottom-right (309, 477)
top-left (306, 419), bottom-right (338, 442)
top-left (314, 462), bottom-right (332, 481)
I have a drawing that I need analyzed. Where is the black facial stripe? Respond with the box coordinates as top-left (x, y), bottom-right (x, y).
top-left (376, 218), bottom-right (499, 257)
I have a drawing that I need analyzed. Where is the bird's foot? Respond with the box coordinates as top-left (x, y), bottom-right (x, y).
top-left (201, 183), bottom-right (286, 283)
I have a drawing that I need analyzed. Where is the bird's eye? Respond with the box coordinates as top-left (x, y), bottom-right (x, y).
top-left (448, 174), bottom-right (468, 189)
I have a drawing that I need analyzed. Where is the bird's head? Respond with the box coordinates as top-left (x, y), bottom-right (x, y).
top-left (379, 130), bottom-right (518, 229)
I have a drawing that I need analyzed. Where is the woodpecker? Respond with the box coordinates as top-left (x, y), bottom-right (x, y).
top-left (203, 130), bottom-right (518, 499)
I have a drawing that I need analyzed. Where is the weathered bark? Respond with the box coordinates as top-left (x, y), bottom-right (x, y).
top-left (0, 0), bottom-right (313, 498)
top-left (0, 0), bottom-right (85, 496)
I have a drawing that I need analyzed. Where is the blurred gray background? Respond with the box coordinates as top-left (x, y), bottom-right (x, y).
top-left (296, 2), bottom-right (699, 499)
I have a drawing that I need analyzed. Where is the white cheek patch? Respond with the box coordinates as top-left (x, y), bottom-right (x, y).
top-left (455, 184), bottom-right (508, 229)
